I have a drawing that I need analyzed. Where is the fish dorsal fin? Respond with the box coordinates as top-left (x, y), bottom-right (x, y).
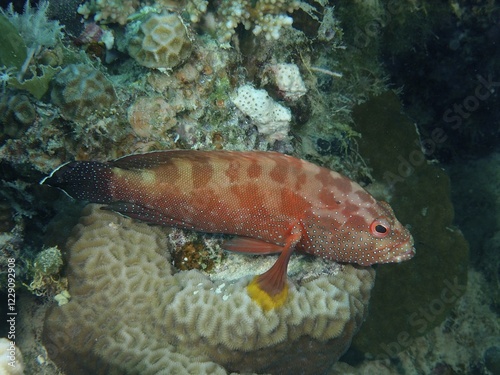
top-left (223, 237), bottom-right (284, 254)
top-left (110, 151), bottom-right (179, 170)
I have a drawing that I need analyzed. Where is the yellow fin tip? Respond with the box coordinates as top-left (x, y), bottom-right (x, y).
top-left (247, 276), bottom-right (288, 311)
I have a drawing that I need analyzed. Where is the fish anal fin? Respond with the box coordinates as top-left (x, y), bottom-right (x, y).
top-left (223, 237), bottom-right (284, 254)
top-left (247, 227), bottom-right (302, 310)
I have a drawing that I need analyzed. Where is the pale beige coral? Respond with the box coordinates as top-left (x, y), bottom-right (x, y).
top-left (43, 205), bottom-right (375, 375)
top-left (128, 11), bottom-right (192, 70)
top-left (127, 96), bottom-right (177, 137)
top-left (51, 64), bottom-right (117, 121)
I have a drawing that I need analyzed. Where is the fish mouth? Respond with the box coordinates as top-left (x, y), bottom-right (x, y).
top-left (389, 246), bottom-right (416, 263)
top-left (387, 237), bottom-right (417, 263)
top-left (379, 237), bottom-right (416, 263)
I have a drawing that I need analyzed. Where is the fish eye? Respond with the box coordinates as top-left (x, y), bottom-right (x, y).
top-left (370, 219), bottom-right (390, 238)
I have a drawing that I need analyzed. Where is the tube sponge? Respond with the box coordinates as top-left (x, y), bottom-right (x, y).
top-left (43, 205), bottom-right (375, 374)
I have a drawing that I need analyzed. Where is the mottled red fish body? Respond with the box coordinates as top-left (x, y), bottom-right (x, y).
top-left (41, 150), bottom-right (415, 309)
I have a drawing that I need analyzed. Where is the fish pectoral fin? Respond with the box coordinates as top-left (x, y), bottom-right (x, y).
top-left (103, 202), bottom-right (195, 229)
top-left (223, 237), bottom-right (284, 254)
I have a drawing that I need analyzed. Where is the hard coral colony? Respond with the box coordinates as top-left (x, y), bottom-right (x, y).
top-left (43, 205), bottom-right (377, 374)
top-left (42, 150), bottom-right (415, 310)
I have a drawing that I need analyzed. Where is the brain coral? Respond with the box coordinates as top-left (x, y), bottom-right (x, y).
top-left (128, 11), bottom-right (192, 70)
top-left (43, 205), bottom-right (375, 375)
top-left (51, 64), bottom-right (117, 121)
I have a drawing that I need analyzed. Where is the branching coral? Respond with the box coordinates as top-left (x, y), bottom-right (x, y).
top-left (77, 0), bottom-right (302, 45)
top-left (213, 0), bottom-right (301, 43)
top-left (78, 0), bottom-right (140, 25)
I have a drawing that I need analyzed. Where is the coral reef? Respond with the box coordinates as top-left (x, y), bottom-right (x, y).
top-left (127, 11), bottom-right (192, 70)
top-left (232, 84), bottom-right (292, 142)
top-left (331, 269), bottom-right (500, 374)
top-left (0, 210), bottom-right (27, 287)
top-left (172, 240), bottom-right (218, 271)
top-left (50, 63), bottom-right (118, 121)
top-left (0, 200), bottom-right (15, 232)
top-left (43, 205), bottom-right (375, 374)
top-left (1, 0), bottom-right (495, 374)
top-left (3, 1), bottom-right (62, 52)
top-left (0, 15), bottom-right (27, 71)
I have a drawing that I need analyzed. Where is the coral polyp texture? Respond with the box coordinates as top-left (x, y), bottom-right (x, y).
top-left (50, 64), bottom-right (117, 121)
top-left (128, 11), bottom-right (192, 70)
top-left (43, 205), bottom-right (375, 375)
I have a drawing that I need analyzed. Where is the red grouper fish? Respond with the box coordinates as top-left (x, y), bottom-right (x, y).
top-left (41, 150), bottom-right (415, 310)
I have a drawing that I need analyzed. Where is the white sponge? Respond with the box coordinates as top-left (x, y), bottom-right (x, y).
top-left (232, 84), bottom-right (291, 141)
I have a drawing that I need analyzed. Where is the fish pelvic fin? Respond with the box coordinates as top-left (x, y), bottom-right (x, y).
top-left (246, 226), bottom-right (301, 311)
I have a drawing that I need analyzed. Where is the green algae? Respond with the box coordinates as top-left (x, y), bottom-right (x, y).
top-left (8, 65), bottom-right (60, 100)
top-left (351, 91), bottom-right (469, 358)
top-left (0, 13), bottom-right (27, 70)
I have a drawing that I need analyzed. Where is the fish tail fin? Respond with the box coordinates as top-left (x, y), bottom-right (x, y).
top-left (40, 161), bottom-right (114, 203)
